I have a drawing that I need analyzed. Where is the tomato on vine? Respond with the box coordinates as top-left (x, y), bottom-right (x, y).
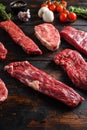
top-left (61, 0), bottom-right (67, 8)
top-left (54, 1), bottom-right (60, 7)
top-left (47, 1), bottom-right (52, 8)
top-left (39, 0), bottom-right (77, 23)
top-left (57, 4), bottom-right (64, 13)
top-left (68, 12), bottom-right (77, 21)
top-left (59, 12), bottom-right (67, 22)
top-left (62, 9), bottom-right (69, 15)
top-left (49, 4), bottom-right (56, 12)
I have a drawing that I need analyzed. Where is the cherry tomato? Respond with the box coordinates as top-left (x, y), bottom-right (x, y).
top-left (49, 4), bottom-right (56, 12)
top-left (68, 12), bottom-right (77, 21)
top-left (47, 1), bottom-right (52, 8)
top-left (61, 0), bottom-right (67, 8)
top-left (41, 3), bottom-right (48, 8)
top-left (53, 1), bottom-right (59, 11)
top-left (59, 12), bottom-right (67, 22)
top-left (57, 4), bottom-right (64, 13)
top-left (62, 9), bottom-right (69, 15)
top-left (54, 1), bottom-right (60, 7)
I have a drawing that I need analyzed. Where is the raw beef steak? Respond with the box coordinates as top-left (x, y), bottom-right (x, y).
top-left (0, 20), bottom-right (42, 55)
top-left (4, 61), bottom-right (84, 107)
top-left (60, 26), bottom-right (87, 55)
top-left (34, 23), bottom-right (60, 51)
top-left (54, 49), bottom-right (87, 90)
top-left (0, 42), bottom-right (7, 60)
top-left (0, 79), bottom-right (8, 101)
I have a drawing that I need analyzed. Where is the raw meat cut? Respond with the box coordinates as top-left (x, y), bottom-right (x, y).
top-left (0, 42), bottom-right (7, 60)
top-left (54, 49), bottom-right (87, 90)
top-left (60, 26), bottom-right (87, 55)
top-left (34, 23), bottom-right (60, 51)
top-left (0, 20), bottom-right (42, 55)
top-left (0, 79), bottom-right (8, 101)
top-left (4, 61), bottom-right (84, 107)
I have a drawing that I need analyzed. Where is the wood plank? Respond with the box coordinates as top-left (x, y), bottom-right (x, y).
top-left (0, 0), bottom-right (87, 130)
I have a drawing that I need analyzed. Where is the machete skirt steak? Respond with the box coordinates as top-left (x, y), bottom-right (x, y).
top-left (0, 79), bottom-right (8, 101)
top-left (4, 61), bottom-right (84, 108)
top-left (54, 49), bottom-right (87, 90)
top-left (0, 20), bottom-right (42, 55)
top-left (60, 26), bottom-right (87, 55)
top-left (0, 42), bottom-right (7, 60)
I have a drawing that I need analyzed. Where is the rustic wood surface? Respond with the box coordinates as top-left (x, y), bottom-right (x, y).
top-left (0, 0), bottom-right (87, 130)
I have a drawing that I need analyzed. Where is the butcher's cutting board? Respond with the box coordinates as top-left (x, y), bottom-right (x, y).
top-left (0, 0), bottom-right (87, 130)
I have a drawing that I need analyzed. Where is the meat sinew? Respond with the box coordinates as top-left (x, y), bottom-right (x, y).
top-left (34, 23), bottom-right (60, 51)
top-left (0, 42), bottom-right (7, 60)
top-left (0, 79), bottom-right (8, 101)
top-left (0, 20), bottom-right (42, 55)
top-left (54, 49), bottom-right (87, 90)
top-left (60, 26), bottom-right (87, 55)
top-left (4, 61), bottom-right (84, 107)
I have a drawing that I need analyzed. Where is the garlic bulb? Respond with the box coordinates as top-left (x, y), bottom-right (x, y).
top-left (42, 10), bottom-right (54, 22)
top-left (18, 9), bottom-right (31, 22)
top-left (38, 7), bottom-right (49, 18)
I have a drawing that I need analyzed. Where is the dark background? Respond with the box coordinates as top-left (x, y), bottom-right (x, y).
top-left (0, 0), bottom-right (87, 130)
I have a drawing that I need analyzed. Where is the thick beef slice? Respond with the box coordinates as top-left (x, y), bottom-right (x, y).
top-left (60, 26), bottom-right (87, 55)
top-left (0, 42), bottom-right (7, 60)
top-left (4, 61), bottom-right (84, 108)
top-left (0, 20), bottom-right (42, 55)
top-left (54, 49), bottom-right (87, 90)
top-left (0, 79), bottom-right (8, 101)
top-left (34, 23), bottom-right (60, 51)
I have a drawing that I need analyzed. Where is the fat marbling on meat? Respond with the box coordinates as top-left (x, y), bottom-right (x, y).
top-left (60, 26), bottom-right (87, 55)
top-left (34, 23), bottom-right (60, 51)
top-left (0, 42), bottom-right (7, 60)
top-left (0, 20), bottom-right (42, 55)
top-left (54, 49), bottom-right (87, 90)
top-left (0, 79), bottom-right (8, 101)
top-left (4, 61), bottom-right (84, 108)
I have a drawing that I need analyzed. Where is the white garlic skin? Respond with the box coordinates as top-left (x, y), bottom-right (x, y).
top-left (18, 9), bottom-right (31, 22)
top-left (38, 7), bottom-right (49, 18)
top-left (42, 10), bottom-right (54, 22)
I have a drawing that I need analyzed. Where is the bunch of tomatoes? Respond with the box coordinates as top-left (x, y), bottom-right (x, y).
top-left (41, 0), bottom-right (77, 22)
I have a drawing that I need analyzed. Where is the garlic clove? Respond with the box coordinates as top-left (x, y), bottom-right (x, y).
top-left (38, 7), bottom-right (49, 18)
top-left (18, 9), bottom-right (31, 22)
top-left (42, 10), bottom-right (54, 22)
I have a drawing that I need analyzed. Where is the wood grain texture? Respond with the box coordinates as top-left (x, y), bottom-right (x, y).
top-left (0, 0), bottom-right (87, 130)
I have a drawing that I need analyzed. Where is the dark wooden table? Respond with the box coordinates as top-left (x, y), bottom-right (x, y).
top-left (0, 0), bottom-right (87, 130)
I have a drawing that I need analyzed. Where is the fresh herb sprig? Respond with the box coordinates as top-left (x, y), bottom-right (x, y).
top-left (0, 3), bottom-right (12, 20)
top-left (69, 6), bottom-right (87, 19)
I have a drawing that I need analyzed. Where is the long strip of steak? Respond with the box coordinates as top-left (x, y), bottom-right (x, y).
top-left (0, 20), bottom-right (42, 55)
top-left (0, 79), bottom-right (8, 101)
top-left (54, 49), bottom-right (87, 90)
top-left (0, 42), bottom-right (7, 60)
top-left (34, 23), bottom-right (60, 51)
top-left (60, 26), bottom-right (87, 55)
top-left (4, 61), bottom-right (84, 107)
